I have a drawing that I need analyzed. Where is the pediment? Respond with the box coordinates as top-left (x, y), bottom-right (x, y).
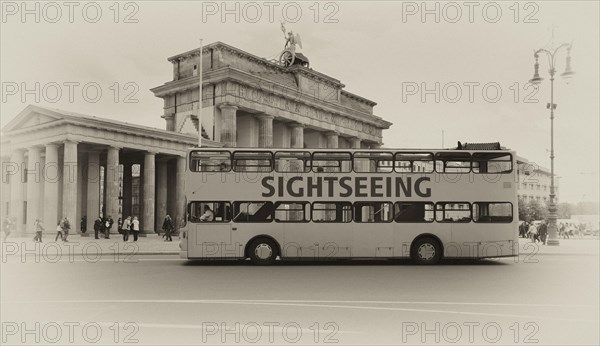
top-left (178, 114), bottom-right (199, 136)
top-left (2, 105), bottom-right (64, 133)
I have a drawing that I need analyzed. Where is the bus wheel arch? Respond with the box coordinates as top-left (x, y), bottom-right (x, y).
top-left (410, 234), bottom-right (444, 265)
top-left (244, 235), bottom-right (281, 265)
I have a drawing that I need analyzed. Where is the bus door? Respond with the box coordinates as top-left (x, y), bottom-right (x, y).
top-left (307, 202), bottom-right (352, 259)
top-left (187, 201), bottom-right (239, 259)
top-left (352, 202), bottom-right (395, 257)
top-left (189, 223), bottom-right (237, 258)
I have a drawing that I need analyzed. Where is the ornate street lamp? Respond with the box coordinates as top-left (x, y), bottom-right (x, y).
top-left (529, 43), bottom-right (575, 246)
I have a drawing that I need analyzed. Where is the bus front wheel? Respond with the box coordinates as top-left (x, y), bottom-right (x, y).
top-left (247, 238), bottom-right (278, 265)
top-left (411, 237), bottom-right (442, 265)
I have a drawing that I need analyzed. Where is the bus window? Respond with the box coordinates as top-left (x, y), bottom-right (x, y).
top-left (353, 152), bottom-right (394, 173)
top-left (394, 202), bottom-right (434, 223)
top-left (472, 153), bottom-right (513, 173)
top-left (312, 152), bottom-right (352, 173)
top-left (233, 151), bottom-right (273, 172)
top-left (233, 201), bottom-right (274, 222)
top-left (312, 202), bottom-right (352, 222)
top-left (274, 151), bottom-right (311, 173)
top-left (189, 151), bottom-right (231, 172)
top-left (473, 202), bottom-right (513, 223)
top-left (354, 202), bottom-right (393, 222)
top-left (435, 152), bottom-right (471, 173)
top-left (274, 202), bottom-right (309, 222)
top-left (394, 153), bottom-right (434, 173)
top-left (436, 202), bottom-right (471, 222)
top-left (188, 201), bottom-right (231, 222)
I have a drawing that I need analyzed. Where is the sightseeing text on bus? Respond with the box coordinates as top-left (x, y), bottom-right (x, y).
top-left (261, 176), bottom-right (432, 198)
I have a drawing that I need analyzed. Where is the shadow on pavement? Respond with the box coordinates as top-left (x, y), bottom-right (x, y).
top-left (183, 258), bottom-right (510, 266)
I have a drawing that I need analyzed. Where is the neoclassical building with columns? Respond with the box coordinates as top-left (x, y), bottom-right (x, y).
top-left (1, 41), bottom-right (391, 235)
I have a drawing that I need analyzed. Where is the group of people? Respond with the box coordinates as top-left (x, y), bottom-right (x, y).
top-left (1, 214), bottom-right (177, 243)
top-left (1, 216), bottom-right (72, 243)
top-left (520, 220), bottom-right (549, 245)
top-left (92, 214), bottom-right (175, 242)
top-left (93, 216), bottom-right (116, 240)
top-left (558, 222), bottom-right (585, 239)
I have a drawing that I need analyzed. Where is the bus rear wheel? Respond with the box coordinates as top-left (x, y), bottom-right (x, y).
top-left (247, 238), bottom-right (278, 265)
top-left (411, 237), bottom-right (442, 265)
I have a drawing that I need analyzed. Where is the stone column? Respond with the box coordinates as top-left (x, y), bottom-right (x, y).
top-left (326, 131), bottom-right (339, 149)
top-left (105, 146), bottom-right (120, 231)
top-left (122, 163), bottom-right (132, 218)
top-left (1, 156), bottom-right (11, 218)
top-left (142, 152), bottom-right (156, 233)
top-left (163, 113), bottom-right (175, 132)
top-left (86, 151), bottom-right (101, 235)
top-left (43, 144), bottom-right (59, 231)
top-left (219, 103), bottom-right (238, 147)
top-left (155, 159), bottom-right (168, 232)
top-left (62, 140), bottom-right (78, 230)
top-left (76, 154), bottom-right (86, 233)
top-left (26, 146), bottom-right (42, 233)
top-left (174, 156), bottom-right (186, 233)
top-left (257, 114), bottom-right (274, 148)
top-left (290, 123), bottom-right (305, 149)
top-left (350, 137), bottom-right (362, 149)
top-left (9, 149), bottom-right (25, 234)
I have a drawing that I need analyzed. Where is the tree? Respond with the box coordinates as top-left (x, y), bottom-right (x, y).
top-left (528, 199), bottom-right (548, 221)
top-left (518, 198), bottom-right (549, 222)
top-left (518, 197), bottom-right (528, 221)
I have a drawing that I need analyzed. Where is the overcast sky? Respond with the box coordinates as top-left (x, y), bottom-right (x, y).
top-left (1, 1), bottom-right (598, 203)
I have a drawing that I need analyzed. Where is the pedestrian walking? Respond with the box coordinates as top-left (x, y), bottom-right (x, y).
top-left (80, 216), bottom-right (87, 234)
top-left (122, 216), bottom-right (131, 242)
top-left (93, 216), bottom-right (102, 239)
top-left (33, 218), bottom-right (44, 242)
top-left (539, 220), bottom-right (548, 245)
top-left (104, 216), bottom-right (114, 239)
top-left (131, 216), bottom-right (140, 241)
top-left (162, 214), bottom-right (174, 242)
top-left (61, 217), bottom-right (71, 242)
top-left (55, 221), bottom-right (64, 242)
top-left (527, 222), bottom-right (538, 243)
top-left (559, 223), bottom-right (566, 239)
top-left (2, 216), bottom-right (13, 242)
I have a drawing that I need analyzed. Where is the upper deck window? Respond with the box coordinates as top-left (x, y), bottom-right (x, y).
top-left (394, 152), bottom-right (434, 173)
top-left (233, 151), bottom-right (273, 172)
top-left (353, 152), bottom-right (394, 173)
top-left (274, 151), bottom-right (311, 173)
top-left (190, 151), bottom-right (231, 172)
top-left (312, 152), bottom-right (352, 173)
top-left (472, 153), bottom-right (513, 173)
top-left (435, 152), bottom-right (471, 173)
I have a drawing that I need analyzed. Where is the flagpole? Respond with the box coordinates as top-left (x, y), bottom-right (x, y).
top-left (198, 38), bottom-right (203, 147)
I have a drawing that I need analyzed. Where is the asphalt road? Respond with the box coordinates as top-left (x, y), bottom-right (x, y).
top-left (1, 253), bottom-right (598, 345)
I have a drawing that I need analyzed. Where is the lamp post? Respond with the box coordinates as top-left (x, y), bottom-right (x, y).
top-left (529, 43), bottom-right (575, 246)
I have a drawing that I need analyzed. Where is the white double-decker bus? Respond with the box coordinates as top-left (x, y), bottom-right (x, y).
top-left (179, 147), bottom-right (519, 264)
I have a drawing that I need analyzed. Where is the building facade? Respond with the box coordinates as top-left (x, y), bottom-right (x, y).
top-left (0, 42), bottom-right (391, 236)
top-left (516, 156), bottom-right (559, 204)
